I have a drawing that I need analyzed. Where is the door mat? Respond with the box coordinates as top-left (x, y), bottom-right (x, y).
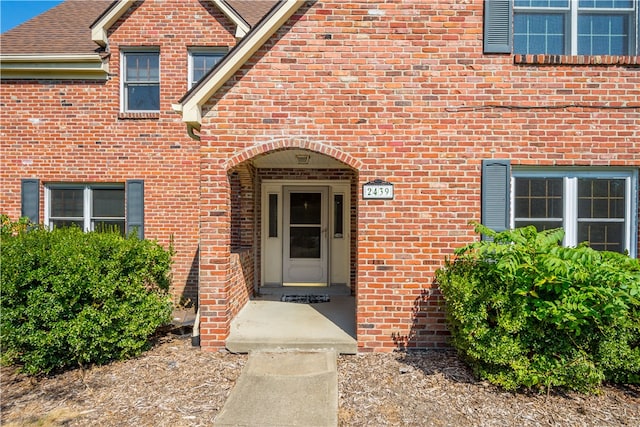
top-left (281, 294), bottom-right (331, 304)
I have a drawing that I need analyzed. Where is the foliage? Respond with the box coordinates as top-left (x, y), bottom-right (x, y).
top-left (436, 223), bottom-right (640, 393)
top-left (1, 216), bottom-right (173, 375)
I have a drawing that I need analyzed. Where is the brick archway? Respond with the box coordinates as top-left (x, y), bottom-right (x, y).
top-left (223, 138), bottom-right (363, 172)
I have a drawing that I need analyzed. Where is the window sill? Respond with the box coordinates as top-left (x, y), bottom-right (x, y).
top-left (118, 112), bottom-right (160, 120)
top-left (514, 54), bottom-right (640, 67)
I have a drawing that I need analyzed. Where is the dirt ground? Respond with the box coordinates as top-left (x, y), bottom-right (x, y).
top-left (2, 333), bottom-right (639, 427)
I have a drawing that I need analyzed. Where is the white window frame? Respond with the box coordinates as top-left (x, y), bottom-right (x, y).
top-left (120, 48), bottom-right (161, 112)
top-left (510, 167), bottom-right (638, 257)
top-left (187, 48), bottom-right (227, 89)
top-left (44, 184), bottom-right (125, 233)
top-left (513, 0), bottom-right (638, 55)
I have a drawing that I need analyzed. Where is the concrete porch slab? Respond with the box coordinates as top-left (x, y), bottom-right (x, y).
top-left (226, 296), bottom-right (356, 354)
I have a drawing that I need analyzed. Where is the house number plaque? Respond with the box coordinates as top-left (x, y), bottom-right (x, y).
top-left (363, 179), bottom-right (394, 200)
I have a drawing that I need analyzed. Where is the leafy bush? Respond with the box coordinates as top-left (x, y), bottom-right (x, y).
top-left (1, 216), bottom-right (173, 375)
top-left (436, 223), bottom-right (640, 393)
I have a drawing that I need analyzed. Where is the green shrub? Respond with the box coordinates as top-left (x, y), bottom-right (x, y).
top-left (436, 223), bottom-right (640, 393)
top-left (1, 216), bottom-right (173, 375)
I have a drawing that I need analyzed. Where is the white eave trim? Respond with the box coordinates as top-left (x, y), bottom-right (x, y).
top-left (91, 0), bottom-right (136, 47)
top-left (212, 0), bottom-right (250, 38)
top-left (174, 0), bottom-right (304, 129)
top-left (0, 54), bottom-right (108, 80)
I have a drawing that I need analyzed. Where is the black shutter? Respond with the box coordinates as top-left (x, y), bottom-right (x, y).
top-left (482, 160), bottom-right (510, 236)
top-left (483, 0), bottom-right (513, 53)
top-left (126, 180), bottom-right (144, 239)
top-left (21, 179), bottom-right (40, 224)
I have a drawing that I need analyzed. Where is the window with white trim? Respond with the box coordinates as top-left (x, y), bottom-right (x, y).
top-left (121, 50), bottom-right (160, 112)
top-left (511, 169), bottom-right (637, 255)
top-left (513, 0), bottom-right (638, 55)
top-left (188, 48), bottom-right (226, 89)
top-left (46, 185), bottom-right (125, 234)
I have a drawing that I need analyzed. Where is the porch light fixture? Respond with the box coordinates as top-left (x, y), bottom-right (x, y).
top-left (295, 154), bottom-right (310, 165)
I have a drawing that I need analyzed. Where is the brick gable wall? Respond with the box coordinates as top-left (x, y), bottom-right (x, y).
top-left (196, 0), bottom-right (640, 351)
top-left (0, 0), bottom-right (238, 304)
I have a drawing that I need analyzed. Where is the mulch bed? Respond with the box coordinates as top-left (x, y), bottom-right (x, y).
top-left (2, 334), bottom-right (638, 426)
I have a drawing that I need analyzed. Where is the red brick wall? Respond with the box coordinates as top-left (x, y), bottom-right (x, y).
top-left (197, 1), bottom-right (640, 351)
top-left (0, 0), bottom-right (238, 303)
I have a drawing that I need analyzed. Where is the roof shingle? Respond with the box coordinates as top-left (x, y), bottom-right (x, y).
top-left (0, 0), bottom-right (114, 55)
top-left (226, 1), bottom-right (279, 27)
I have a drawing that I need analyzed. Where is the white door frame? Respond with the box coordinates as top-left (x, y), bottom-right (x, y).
top-left (261, 180), bottom-right (350, 288)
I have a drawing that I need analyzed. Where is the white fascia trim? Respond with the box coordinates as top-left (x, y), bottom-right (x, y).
top-left (176, 0), bottom-right (305, 127)
top-left (212, 0), bottom-right (250, 38)
top-left (0, 54), bottom-right (108, 80)
top-left (91, 0), bottom-right (136, 47)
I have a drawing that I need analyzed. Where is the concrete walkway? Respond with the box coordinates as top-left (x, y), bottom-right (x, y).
top-left (214, 350), bottom-right (338, 427)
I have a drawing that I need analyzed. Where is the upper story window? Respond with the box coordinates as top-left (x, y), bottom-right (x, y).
top-left (484, 0), bottom-right (639, 56)
top-left (514, 0), bottom-right (637, 55)
top-left (46, 184), bottom-right (126, 235)
top-left (188, 48), bottom-right (226, 89)
top-left (121, 50), bottom-right (160, 112)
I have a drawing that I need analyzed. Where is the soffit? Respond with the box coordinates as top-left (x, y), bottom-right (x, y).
top-left (252, 149), bottom-right (351, 170)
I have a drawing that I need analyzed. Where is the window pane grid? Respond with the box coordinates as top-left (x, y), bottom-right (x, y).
top-left (513, 174), bottom-right (632, 255)
top-left (192, 54), bottom-right (224, 84)
top-left (514, 13), bottom-right (567, 54)
top-left (123, 51), bottom-right (160, 112)
top-left (578, 222), bottom-right (624, 252)
top-left (578, 179), bottom-right (625, 219)
top-left (515, 178), bottom-right (563, 218)
top-left (578, 14), bottom-right (629, 54)
top-left (514, 2), bottom-right (636, 54)
top-left (48, 185), bottom-right (125, 234)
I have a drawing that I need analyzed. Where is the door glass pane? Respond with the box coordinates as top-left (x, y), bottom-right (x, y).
top-left (290, 193), bottom-right (321, 225)
top-left (290, 227), bottom-right (321, 258)
top-left (93, 188), bottom-right (125, 217)
top-left (268, 194), bottom-right (278, 238)
top-left (334, 194), bottom-right (344, 238)
top-left (51, 188), bottom-right (83, 217)
top-left (578, 222), bottom-right (624, 253)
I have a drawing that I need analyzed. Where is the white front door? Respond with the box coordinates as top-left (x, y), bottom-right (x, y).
top-left (282, 186), bottom-right (328, 286)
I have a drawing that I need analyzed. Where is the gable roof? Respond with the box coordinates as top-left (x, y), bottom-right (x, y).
top-left (1, 0), bottom-right (277, 57)
top-left (173, 0), bottom-right (304, 139)
top-left (0, 0), bottom-right (277, 80)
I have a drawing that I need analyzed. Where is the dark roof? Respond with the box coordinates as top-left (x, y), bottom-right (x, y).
top-left (226, 1), bottom-right (279, 27)
top-left (0, 0), bottom-right (114, 55)
top-left (0, 0), bottom-right (279, 56)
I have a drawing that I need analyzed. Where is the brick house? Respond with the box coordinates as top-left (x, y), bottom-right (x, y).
top-left (1, 0), bottom-right (638, 352)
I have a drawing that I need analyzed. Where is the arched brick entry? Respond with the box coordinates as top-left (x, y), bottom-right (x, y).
top-left (198, 139), bottom-right (361, 351)
top-left (223, 138), bottom-right (363, 171)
